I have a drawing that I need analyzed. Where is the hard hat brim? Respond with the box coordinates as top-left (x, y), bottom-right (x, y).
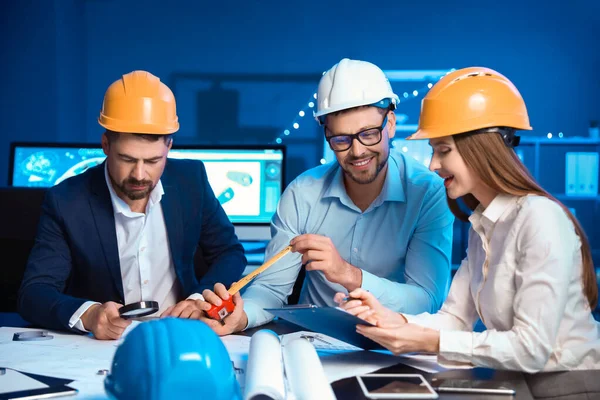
top-left (98, 117), bottom-right (179, 134)
top-left (407, 123), bottom-right (533, 141)
top-left (314, 95), bottom-right (400, 119)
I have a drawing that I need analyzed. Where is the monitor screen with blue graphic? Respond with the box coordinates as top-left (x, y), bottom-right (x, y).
top-left (9, 143), bottom-right (284, 225)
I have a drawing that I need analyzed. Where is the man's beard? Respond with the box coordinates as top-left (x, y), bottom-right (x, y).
top-left (342, 152), bottom-right (388, 184)
top-left (110, 175), bottom-right (154, 201)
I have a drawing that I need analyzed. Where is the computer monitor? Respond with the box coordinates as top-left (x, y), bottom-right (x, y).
top-left (9, 143), bottom-right (285, 241)
top-left (168, 146), bottom-right (284, 241)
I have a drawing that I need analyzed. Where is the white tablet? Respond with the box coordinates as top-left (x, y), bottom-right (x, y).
top-left (430, 378), bottom-right (516, 395)
top-left (356, 374), bottom-right (439, 399)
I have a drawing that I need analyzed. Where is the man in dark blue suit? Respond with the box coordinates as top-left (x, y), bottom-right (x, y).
top-left (18, 71), bottom-right (246, 339)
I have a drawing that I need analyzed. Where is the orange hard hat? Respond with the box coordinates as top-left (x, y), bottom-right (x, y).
top-left (407, 67), bottom-right (532, 140)
top-left (98, 71), bottom-right (179, 134)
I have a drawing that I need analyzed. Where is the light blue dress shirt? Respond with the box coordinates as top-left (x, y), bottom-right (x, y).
top-left (243, 152), bottom-right (454, 328)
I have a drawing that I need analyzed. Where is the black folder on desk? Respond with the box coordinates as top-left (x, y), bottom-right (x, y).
top-left (265, 305), bottom-right (385, 350)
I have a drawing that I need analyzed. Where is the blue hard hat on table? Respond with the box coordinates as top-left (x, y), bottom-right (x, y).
top-left (105, 318), bottom-right (242, 400)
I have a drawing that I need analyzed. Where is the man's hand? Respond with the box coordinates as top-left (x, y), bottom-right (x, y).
top-left (160, 299), bottom-right (205, 319)
top-left (196, 283), bottom-right (248, 336)
top-left (81, 302), bottom-right (132, 340)
top-left (290, 234), bottom-right (362, 290)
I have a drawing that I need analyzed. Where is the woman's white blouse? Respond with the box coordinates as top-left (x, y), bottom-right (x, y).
top-left (406, 194), bottom-right (600, 372)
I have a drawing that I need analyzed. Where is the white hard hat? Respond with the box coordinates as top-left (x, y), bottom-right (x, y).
top-left (314, 58), bottom-right (400, 125)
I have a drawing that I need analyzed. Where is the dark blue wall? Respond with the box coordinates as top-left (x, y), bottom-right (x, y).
top-left (2, 1), bottom-right (58, 177)
top-left (2, 0), bottom-right (599, 185)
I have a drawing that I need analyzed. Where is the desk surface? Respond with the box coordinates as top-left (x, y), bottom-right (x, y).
top-left (1, 313), bottom-right (533, 400)
top-left (246, 319), bottom-right (533, 400)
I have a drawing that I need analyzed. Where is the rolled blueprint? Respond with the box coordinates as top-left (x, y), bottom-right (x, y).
top-left (283, 337), bottom-right (336, 400)
top-left (244, 330), bottom-right (285, 400)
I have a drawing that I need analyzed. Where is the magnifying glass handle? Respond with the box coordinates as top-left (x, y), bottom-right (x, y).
top-left (206, 297), bottom-right (235, 321)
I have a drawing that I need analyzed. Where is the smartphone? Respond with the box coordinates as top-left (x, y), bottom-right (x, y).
top-left (356, 374), bottom-right (439, 399)
top-left (430, 378), bottom-right (516, 395)
top-left (0, 385), bottom-right (78, 400)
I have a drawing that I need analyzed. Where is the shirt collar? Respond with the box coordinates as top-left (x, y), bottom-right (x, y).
top-left (322, 165), bottom-right (346, 200)
top-left (322, 156), bottom-right (406, 205)
top-left (378, 156), bottom-right (406, 203)
top-left (469, 193), bottom-right (517, 234)
top-left (104, 163), bottom-right (164, 216)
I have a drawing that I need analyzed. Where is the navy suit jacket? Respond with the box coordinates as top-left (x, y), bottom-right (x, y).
top-left (18, 159), bottom-right (246, 331)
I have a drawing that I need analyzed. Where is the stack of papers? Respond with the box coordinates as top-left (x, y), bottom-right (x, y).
top-left (0, 327), bottom-right (118, 381)
top-left (0, 325), bottom-right (472, 398)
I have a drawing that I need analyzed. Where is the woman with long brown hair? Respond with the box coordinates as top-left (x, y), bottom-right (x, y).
top-left (336, 67), bottom-right (599, 398)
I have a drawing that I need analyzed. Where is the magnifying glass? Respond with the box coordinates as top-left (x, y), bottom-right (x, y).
top-left (119, 301), bottom-right (159, 319)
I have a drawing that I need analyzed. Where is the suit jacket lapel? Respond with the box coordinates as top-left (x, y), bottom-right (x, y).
top-left (160, 165), bottom-right (184, 282)
top-left (88, 163), bottom-right (125, 300)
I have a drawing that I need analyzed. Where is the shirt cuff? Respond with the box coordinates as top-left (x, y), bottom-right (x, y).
top-left (360, 269), bottom-right (384, 299)
top-left (402, 313), bottom-right (440, 331)
top-left (68, 301), bottom-right (101, 332)
top-left (243, 300), bottom-right (273, 330)
top-left (438, 330), bottom-right (475, 365)
top-left (186, 293), bottom-right (205, 302)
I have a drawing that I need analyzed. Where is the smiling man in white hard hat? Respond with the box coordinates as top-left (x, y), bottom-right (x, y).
top-left (198, 59), bottom-right (454, 335)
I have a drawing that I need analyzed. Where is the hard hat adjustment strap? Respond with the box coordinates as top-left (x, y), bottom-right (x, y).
top-left (501, 130), bottom-right (521, 148)
top-left (462, 127), bottom-right (521, 148)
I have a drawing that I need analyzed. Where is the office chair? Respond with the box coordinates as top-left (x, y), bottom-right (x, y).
top-left (0, 188), bottom-right (47, 312)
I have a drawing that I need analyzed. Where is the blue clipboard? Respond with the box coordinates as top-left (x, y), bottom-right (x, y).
top-left (265, 305), bottom-right (384, 350)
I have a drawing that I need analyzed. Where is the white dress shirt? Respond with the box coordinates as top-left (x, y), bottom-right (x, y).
top-left (406, 194), bottom-right (600, 372)
top-left (68, 165), bottom-right (202, 331)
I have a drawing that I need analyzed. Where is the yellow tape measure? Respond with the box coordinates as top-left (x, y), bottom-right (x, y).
top-left (228, 245), bottom-right (292, 295)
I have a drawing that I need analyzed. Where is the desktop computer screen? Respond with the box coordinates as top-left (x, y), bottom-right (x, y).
top-left (168, 147), bottom-right (283, 224)
top-left (10, 145), bottom-right (106, 187)
top-left (9, 143), bottom-right (284, 230)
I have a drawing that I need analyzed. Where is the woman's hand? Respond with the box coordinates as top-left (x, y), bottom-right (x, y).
top-left (357, 323), bottom-right (440, 355)
top-left (334, 289), bottom-right (440, 355)
top-left (334, 288), bottom-right (407, 328)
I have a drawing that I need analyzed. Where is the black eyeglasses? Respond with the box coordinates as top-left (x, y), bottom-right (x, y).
top-left (325, 113), bottom-right (389, 152)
